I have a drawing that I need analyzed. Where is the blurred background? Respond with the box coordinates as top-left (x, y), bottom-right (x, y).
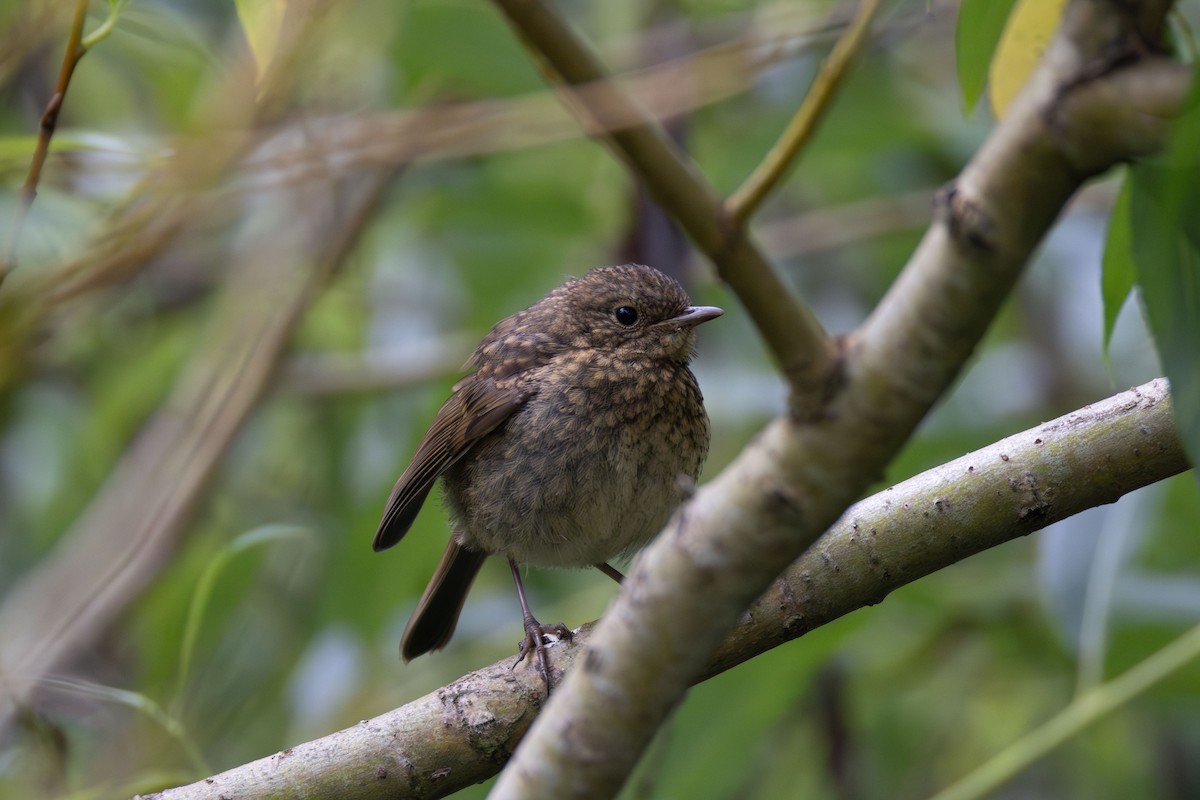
top-left (1, 0), bottom-right (1198, 798)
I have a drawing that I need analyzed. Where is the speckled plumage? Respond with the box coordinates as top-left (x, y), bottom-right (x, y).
top-left (373, 263), bottom-right (721, 666)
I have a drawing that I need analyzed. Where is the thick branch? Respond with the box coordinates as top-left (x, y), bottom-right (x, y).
top-left (492, 2), bottom-right (1188, 797)
top-left (139, 379), bottom-right (1187, 800)
top-left (707, 378), bottom-right (1185, 675)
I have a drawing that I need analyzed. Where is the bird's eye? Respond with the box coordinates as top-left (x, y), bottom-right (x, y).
top-left (614, 306), bottom-right (639, 326)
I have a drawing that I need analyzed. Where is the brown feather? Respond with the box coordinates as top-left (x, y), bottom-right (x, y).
top-left (372, 377), bottom-right (525, 551)
top-left (400, 540), bottom-right (487, 659)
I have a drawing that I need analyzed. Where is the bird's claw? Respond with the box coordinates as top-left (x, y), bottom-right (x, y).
top-left (512, 621), bottom-right (573, 693)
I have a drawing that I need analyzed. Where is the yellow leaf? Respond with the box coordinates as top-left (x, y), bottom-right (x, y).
top-left (987, 0), bottom-right (1068, 118)
top-left (235, 0), bottom-right (288, 84)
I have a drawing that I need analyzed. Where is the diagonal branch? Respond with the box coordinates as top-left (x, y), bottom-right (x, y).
top-left (139, 379), bottom-right (1186, 800)
top-left (0, 168), bottom-right (398, 735)
top-left (725, 0), bottom-right (882, 227)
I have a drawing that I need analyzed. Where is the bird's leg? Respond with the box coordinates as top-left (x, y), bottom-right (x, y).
top-left (509, 558), bottom-right (571, 692)
top-left (594, 562), bottom-right (625, 584)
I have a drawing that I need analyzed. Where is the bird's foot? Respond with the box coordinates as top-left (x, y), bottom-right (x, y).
top-left (513, 620), bottom-right (573, 693)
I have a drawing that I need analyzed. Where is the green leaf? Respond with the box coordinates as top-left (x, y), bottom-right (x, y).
top-left (955, 0), bottom-right (1018, 111)
top-left (1129, 67), bottom-right (1200, 476)
top-left (1100, 174), bottom-right (1135, 357)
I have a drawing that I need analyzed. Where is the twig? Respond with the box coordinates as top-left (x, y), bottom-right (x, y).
top-left (279, 338), bottom-right (473, 397)
top-left (1, 0), bottom-right (128, 289)
top-left (755, 189), bottom-right (934, 260)
top-left (1, 0), bottom-right (89, 287)
top-left (725, 0), bottom-right (882, 227)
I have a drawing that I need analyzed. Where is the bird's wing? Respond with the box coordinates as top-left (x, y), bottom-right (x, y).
top-left (372, 376), bottom-right (525, 551)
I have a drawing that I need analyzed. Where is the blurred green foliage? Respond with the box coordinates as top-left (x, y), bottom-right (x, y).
top-left (0, 1), bottom-right (1197, 799)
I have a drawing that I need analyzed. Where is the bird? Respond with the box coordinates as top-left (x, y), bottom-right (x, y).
top-left (372, 263), bottom-right (722, 689)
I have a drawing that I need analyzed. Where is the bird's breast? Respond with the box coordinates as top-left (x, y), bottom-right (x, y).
top-left (442, 356), bottom-right (709, 567)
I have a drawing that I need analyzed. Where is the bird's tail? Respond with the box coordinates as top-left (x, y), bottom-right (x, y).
top-left (400, 539), bottom-right (486, 660)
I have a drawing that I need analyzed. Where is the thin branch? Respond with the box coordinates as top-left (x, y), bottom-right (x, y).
top-left (755, 189), bottom-right (935, 260)
top-left (491, 0), bottom-right (836, 401)
top-left (1, 0), bottom-right (89, 287)
top-left (278, 337), bottom-right (473, 397)
top-left (139, 379), bottom-right (1188, 800)
top-left (725, 0), bottom-right (882, 227)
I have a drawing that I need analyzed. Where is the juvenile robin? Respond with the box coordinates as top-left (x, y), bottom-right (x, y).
top-left (373, 263), bottom-right (722, 688)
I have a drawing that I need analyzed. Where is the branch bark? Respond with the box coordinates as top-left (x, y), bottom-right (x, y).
top-left (138, 378), bottom-right (1187, 800)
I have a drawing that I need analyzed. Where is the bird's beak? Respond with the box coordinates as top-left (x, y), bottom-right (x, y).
top-left (665, 305), bottom-right (724, 329)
